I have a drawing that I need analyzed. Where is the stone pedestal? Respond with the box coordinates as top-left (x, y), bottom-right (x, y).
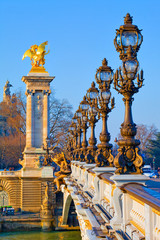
top-left (22, 148), bottom-right (46, 169)
top-left (21, 72), bottom-right (54, 169)
top-left (83, 164), bottom-right (96, 191)
top-left (92, 167), bottom-right (115, 204)
top-left (110, 174), bottom-right (149, 230)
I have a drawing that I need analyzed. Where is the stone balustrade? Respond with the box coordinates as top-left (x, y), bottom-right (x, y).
top-left (63, 161), bottom-right (160, 240)
top-left (0, 170), bottom-right (21, 177)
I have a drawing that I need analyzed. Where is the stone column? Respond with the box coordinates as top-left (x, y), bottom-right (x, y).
top-left (43, 90), bottom-right (51, 147)
top-left (26, 90), bottom-right (34, 148)
top-left (21, 74), bottom-right (54, 171)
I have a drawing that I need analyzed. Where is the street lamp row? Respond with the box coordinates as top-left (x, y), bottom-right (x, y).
top-left (67, 13), bottom-right (144, 175)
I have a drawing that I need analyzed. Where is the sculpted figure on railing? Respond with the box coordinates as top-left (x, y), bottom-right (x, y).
top-left (37, 138), bottom-right (71, 193)
top-left (52, 152), bottom-right (71, 193)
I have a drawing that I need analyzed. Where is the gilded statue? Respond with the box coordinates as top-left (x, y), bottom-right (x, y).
top-left (52, 152), bottom-right (71, 193)
top-left (22, 41), bottom-right (49, 71)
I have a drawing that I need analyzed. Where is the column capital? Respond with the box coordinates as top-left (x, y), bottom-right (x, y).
top-left (25, 89), bottom-right (35, 96)
top-left (43, 90), bottom-right (51, 96)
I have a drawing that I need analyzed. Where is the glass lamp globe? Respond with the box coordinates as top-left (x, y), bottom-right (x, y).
top-left (101, 90), bottom-right (111, 102)
top-left (80, 96), bottom-right (89, 111)
top-left (96, 71), bottom-right (112, 81)
top-left (87, 82), bottom-right (99, 101)
top-left (123, 59), bottom-right (138, 80)
top-left (88, 91), bottom-right (98, 100)
top-left (95, 58), bottom-right (113, 87)
top-left (114, 13), bottom-right (143, 59)
top-left (89, 106), bottom-right (97, 116)
top-left (82, 115), bottom-right (87, 122)
top-left (76, 110), bottom-right (82, 118)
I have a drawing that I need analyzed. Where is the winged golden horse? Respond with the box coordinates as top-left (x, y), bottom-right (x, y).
top-left (22, 41), bottom-right (49, 68)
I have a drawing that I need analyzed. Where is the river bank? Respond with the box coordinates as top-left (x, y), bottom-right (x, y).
top-left (0, 211), bottom-right (79, 232)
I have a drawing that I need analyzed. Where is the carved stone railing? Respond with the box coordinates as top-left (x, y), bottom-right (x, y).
top-left (66, 161), bottom-right (160, 240)
top-left (0, 170), bottom-right (21, 177)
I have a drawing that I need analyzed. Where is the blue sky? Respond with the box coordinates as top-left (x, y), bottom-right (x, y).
top-left (1, 0), bottom-right (160, 143)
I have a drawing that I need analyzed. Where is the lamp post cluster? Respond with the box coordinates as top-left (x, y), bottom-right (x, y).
top-left (67, 13), bottom-right (144, 174)
top-left (67, 58), bottom-right (115, 168)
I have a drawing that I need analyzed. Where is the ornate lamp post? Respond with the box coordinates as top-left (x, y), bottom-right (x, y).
top-left (72, 115), bottom-right (78, 150)
top-left (79, 96), bottom-right (89, 162)
top-left (85, 82), bottom-right (99, 164)
top-left (66, 134), bottom-right (73, 160)
top-left (94, 59), bottom-right (115, 167)
top-left (74, 107), bottom-right (82, 161)
top-left (113, 13), bottom-right (144, 174)
top-left (68, 122), bottom-right (76, 160)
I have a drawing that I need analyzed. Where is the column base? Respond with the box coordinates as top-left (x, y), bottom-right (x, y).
top-left (22, 147), bottom-right (46, 168)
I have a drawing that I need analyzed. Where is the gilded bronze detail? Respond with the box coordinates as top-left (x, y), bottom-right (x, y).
top-left (52, 152), bottom-right (71, 193)
top-left (22, 41), bottom-right (49, 72)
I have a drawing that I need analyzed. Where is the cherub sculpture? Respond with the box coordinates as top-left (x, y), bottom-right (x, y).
top-left (22, 41), bottom-right (49, 68)
top-left (52, 152), bottom-right (71, 193)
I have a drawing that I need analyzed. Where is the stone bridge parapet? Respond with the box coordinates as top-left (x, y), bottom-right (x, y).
top-left (61, 161), bottom-right (160, 240)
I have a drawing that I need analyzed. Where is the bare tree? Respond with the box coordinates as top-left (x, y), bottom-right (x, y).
top-left (0, 92), bottom-right (26, 135)
top-left (0, 134), bottom-right (25, 169)
top-left (0, 89), bottom-right (73, 167)
top-left (136, 124), bottom-right (157, 152)
top-left (49, 95), bottom-right (73, 149)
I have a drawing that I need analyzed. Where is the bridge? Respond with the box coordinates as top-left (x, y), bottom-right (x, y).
top-left (0, 13), bottom-right (160, 240)
top-left (60, 162), bottom-right (160, 240)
